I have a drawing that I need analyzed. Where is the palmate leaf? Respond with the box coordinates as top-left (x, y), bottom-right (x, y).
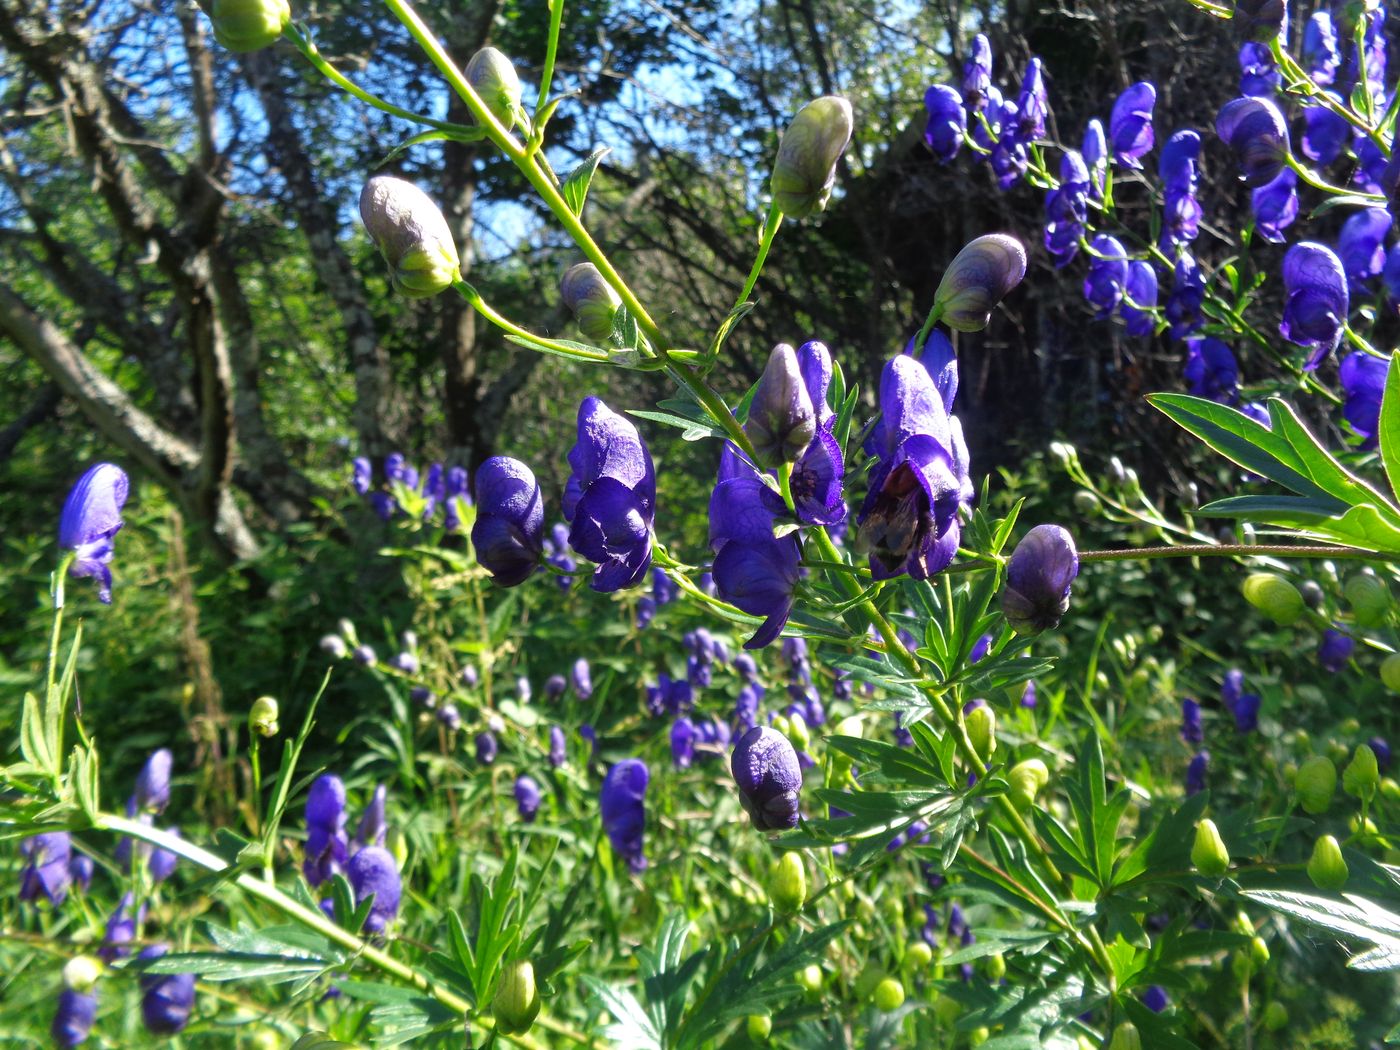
top-left (579, 976), bottom-right (664, 1050)
top-left (1243, 889), bottom-right (1400, 971)
top-left (636, 912), bottom-right (708, 1039)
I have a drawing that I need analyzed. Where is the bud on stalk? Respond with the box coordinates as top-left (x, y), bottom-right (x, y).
top-left (1191, 818), bottom-right (1230, 877)
top-left (209, 0), bottom-right (290, 53)
top-left (770, 97), bottom-right (854, 219)
top-left (493, 959), bottom-right (540, 1035)
top-left (1307, 834), bottom-right (1349, 890)
top-left (768, 852), bottom-right (807, 913)
top-left (359, 176), bottom-right (461, 299)
top-left (1295, 755), bottom-right (1337, 814)
top-left (465, 47), bottom-right (523, 131)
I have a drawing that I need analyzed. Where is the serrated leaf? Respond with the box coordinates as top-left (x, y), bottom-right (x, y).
top-left (1243, 888), bottom-right (1400, 970)
top-left (580, 977), bottom-right (664, 1049)
top-left (561, 147), bottom-right (609, 216)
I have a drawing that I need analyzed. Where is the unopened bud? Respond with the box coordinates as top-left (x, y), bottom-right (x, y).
top-left (1343, 743), bottom-right (1380, 799)
top-left (1345, 570), bottom-right (1390, 627)
top-left (746, 343), bottom-right (816, 467)
top-left (209, 0), bottom-right (290, 52)
top-left (1307, 834), bottom-right (1349, 890)
top-left (1008, 758), bottom-right (1049, 810)
top-left (986, 952), bottom-right (1006, 981)
top-left (1191, 818), bottom-right (1230, 877)
top-left (964, 702), bottom-right (996, 761)
top-left (769, 852), bottom-right (807, 913)
top-left (1108, 1022), bottom-right (1142, 1050)
top-left (1300, 579), bottom-right (1326, 610)
top-left (1233, 0), bottom-right (1286, 43)
top-left (1249, 935), bottom-right (1270, 967)
top-left (387, 826), bottom-right (409, 870)
top-left (1295, 755), bottom-right (1337, 814)
top-left (465, 48), bottom-right (522, 130)
top-left (771, 97), bottom-right (854, 219)
top-left (1242, 573), bottom-right (1305, 626)
top-left (492, 959), bottom-right (540, 1035)
top-left (797, 963), bottom-right (823, 999)
top-left (934, 234), bottom-right (1029, 332)
top-left (872, 976), bottom-right (905, 1012)
top-left (904, 941), bottom-right (933, 970)
top-left (63, 955), bottom-right (102, 992)
top-left (1384, 654), bottom-right (1400, 692)
top-left (1262, 1000), bottom-right (1288, 1031)
top-left (248, 695), bottom-right (280, 738)
top-left (359, 176), bottom-right (461, 299)
top-left (1002, 525), bottom-right (1079, 635)
top-left (786, 711), bottom-right (810, 752)
top-left (1072, 490), bottom-right (1100, 515)
top-left (746, 1014), bottom-right (773, 1041)
top-left (559, 263), bottom-right (622, 341)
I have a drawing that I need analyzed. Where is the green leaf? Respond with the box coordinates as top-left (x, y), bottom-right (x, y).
top-left (378, 127), bottom-right (484, 167)
top-left (580, 977), bottom-right (664, 1050)
top-left (627, 409), bottom-right (727, 440)
top-left (1243, 889), bottom-right (1400, 970)
top-left (561, 147), bottom-right (610, 217)
top-left (290, 1035), bottom-right (361, 1050)
top-left (132, 950), bottom-right (327, 983)
top-left (1379, 351), bottom-right (1400, 504)
top-left (1266, 399), bottom-right (1400, 520)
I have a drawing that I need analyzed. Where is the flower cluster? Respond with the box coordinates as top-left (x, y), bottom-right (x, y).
top-left (352, 453), bottom-right (472, 530)
top-left (302, 774), bottom-right (403, 933)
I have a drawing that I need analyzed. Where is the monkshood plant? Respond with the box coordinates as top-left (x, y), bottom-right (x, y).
top-left (6, 0), bottom-right (1400, 1047)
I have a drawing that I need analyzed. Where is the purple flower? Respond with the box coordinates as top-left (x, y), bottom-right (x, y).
top-left (544, 675), bottom-right (566, 702)
top-left (385, 452), bottom-right (407, 483)
top-left (671, 717), bottom-right (697, 770)
top-left (734, 681), bottom-right (764, 732)
top-left (1083, 118), bottom-right (1108, 199)
top-left (461, 664), bottom-right (479, 688)
top-left (304, 774), bottom-right (348, 887)
top-left (19, 832), bottom-right (72, 906)
top-left (471, 456), bottom-right (544, 587)
top-left (1239, 42), bottom-right (1280, 96)
top-left (1044, 151), bottom-right (1089, 268)
top-left (565, 397), bottom-right (656, 592)
top-left (1303, 11), bottom-right (1340, 84)
top-left (1338, 208), bottom-right (1392, 292)
top-left (514, 775), bottom-right (542, 822)
top-left (791, 340), bottom-right (848, 527)
top-left (962, 34), bottom-right (992, 110)
top-left (970, 633), bottom-right (993, 663)
top-left (347, 845), bottom-right (402, 933)
top-left (1020, 681), bottom-right (1038, 708)
top-left (1301, 102), bottom-right (1349, 166)
top-left (730, 725), bottom-right (802, 830)
top-left (1002, 524), bottom-right (1079, 635)
top-left (1186, 750), bottom-right (1209, 795)
top-left (1181, 698), bottom-right (1203, 744)
top-left (1083, 235), bottom-right (1128, 318)
top-left (1142, 985), bottom-right (1169, 1013)
top-left (600, 759), bottom-right (649, 873)
top-left (991, 98), bottom-right (1026, 187)
top-left (58, 463), bottom-right (130, 604)
top-left (475, 731), bottom-right (498, 765)
top-left (137, 945), bottom-right (196, 1034)
top-left (437, 704), bottom-right (462, 731)
top-left (135, 749), bottom-right (173, 814)
top-left (652, 566), bottom-right (676, 605)
top-left (1108, 82), bottom-right (1156, 169)
top-left (924, 85), bottom-right (966, 163)
top-left (1386, 245), bottom-right (1400, 304)
top-left (1159, 131), bottom-right (1202, 249)
top-left (747, 343), bottom-right (816, 467)
top-left (1318, 629), bottom-right (1354, 673)
top-left (149, 830), bottom-right (180, 884)
top-left (1166, 252), bottom-right (1207, 340)
top-left (1122, 261), bottom-right (1158, 337)
top-left (1215, 96), bottom-right (1290, 186)
top-left (68, 852), bottom-right (93, 893)
top-left (1221, 668), bottom-right (1244, 710)
top-left (859, 354), bottom-right (972, 581)
top-left (1015, 58), bottom-right (1049, 141)
top-left (355, 785), bottom-right (388, 850)
top-left (1370, 737), bottom-right (1393, 773)
top-left (444, 465), bottom-right (471, 532)
top-left (352, 457), bottom-right (372, 496)
top-left (1280, 242), bottom-right (1348, 370)
top-left (1233, 693), bottom-right (1261, 733)
top-left (1251, 168), bottom-right (1298, 243)
top-left (548, 724), bottom-right (567, 767)
top-left (1233, 0), bottom-right (1285, 42)
top-left (1184, 338), bottom-right (1239, 405)
top-left (52, 988), bottom-right (98, 1047)
top-left (353, 644), bottom-right (377, 666)
top-left (99, 892), bottom-right (142, 962)
top-left (390, 651), bottom-right (418, 674)
top-left (1340, 352), bottom-right (1388, 447)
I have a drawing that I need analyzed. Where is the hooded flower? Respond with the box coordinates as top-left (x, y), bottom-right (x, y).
top-left (347, 845), bottom-right (402, 933)
top-left (1280, 242), bottom-right (1348, 370)
top-left (355, 785), bottom-right (388, 851)
top-left (1340, 352), bottom-right (1388, 447)
top-left (600, 759), bottom-right (649, 873)
top-left (1044, 151), bottom-right (1090, 268)
top-left (565, 397), bottom-right (656, 592)
top-left (730, 725), bottom-right (803, 830)
top-left (962, 34), bottom-right (993, 110)
top-left (471, 457), bottom-right (545, 587)
top-left (1166, 252), bottom-right (1207, 340)
top-left (1251, 168), bottom-right (1298, 242)
top-left (924, 85), bottom-right (966, 163)
top-left (1002, 524), bottom-right (1079, 634)
top-left (137, 945), bottom-right (196, 1035)
top-left (303, 774), bottom-right (348, 887)
top-left (1301, 102), bottom-right (1349, 166)
top-left (1159, 130), bottom-right (1202, 249)
top-left (859, 354), bottom-right (972, 582)
top-left (1233, 692), bottom-right (1261, 733)
top-left (1083, 118), bottom-right (1108, 200)
top-left (444, 465), bottom-right (471, 532)
top-left (934, 234), bottom-right (1028, 332)
top-left (352, 457), bottom-right (372, 496)
top-left (1318, 629), bottom-right (1354, 673)
top-left (134, 748), bottom-right (173, 813)
top-left (571, 658), bottom-right (593, 699)
top-left (514, 775), bottom-right (542, 822)
top-left (1303, 12), bottom-right (1341, 85)
top-left (1215, 96), bottom-right (1290, 186)
top-left (771, 96), bottom-right (854, 219)
top-left (1184, 338), bottom-right (1240, 405)
top-left (1239, 42), bottom-right (1281, 96)
top-left (1083, 235), bottom-right (1129, 318)
top-left (1121, 261), bottom-right (1158, 337)
top-left (1015, 58), bottom-right (1049, 141)
top-left (52, 988), bottom-right (98, 1048)
top-left (1109, 82), bottom-right (1156, 169)
top-left (548, 725), bottom-right (567, 767)
top-left (19, 832), bottom-right (72, 906)
top-left (99, 892), bottom-right (143, 962)
top-left (790, 340), bottom-right (847, 527)
top-left (58, 463), bottom-right (130, 604)
top-left (1233, 0), bottom-right (1285, 42)
top-left (475, 731), bottom-right (498, 765)
top-left (1186, 750), bottom-right (1209, 795)
top-left (671, 717), bottom-right (697, 770)
top-left (1181, 698), bottom-right (1203, 744)
top-left (1338, 208), bottom-right (1392, 292)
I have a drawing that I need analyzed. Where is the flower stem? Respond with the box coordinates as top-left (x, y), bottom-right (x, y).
top-left (1078, 543), bottom-right (1382, 563)
top-left (732, 204), bottom-right (784, 315)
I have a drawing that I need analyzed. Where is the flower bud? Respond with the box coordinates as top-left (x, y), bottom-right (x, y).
top-left (1345, 571), bottom-right (1390, 626)
top-left (1008, 758), bottom-right (1050, 810)
top-left (731, 726), bottom-right (803, 830)
top-left (746, 343), bottom-right (817, 468)
top-left (1295, 755), bottom-right (1337, 814)
top-left (559, 263), bottom-right (622, 341)
top-left (769, 852), bottom-right (807, 913)
top-left (209, 0), bottom-right (290, 53)
top-left (1072, 490), bottom-right (1100, 515)
top-left (770, 96), bottom-right (854, 219)
top-left (787, 711), bottom-right (810, 752)
top-left (1242, 573), bottom-right (1305, 625)
top-left (493, 959), bottom-right (540, 1035)
top-left (63, 955), bottom-right (102, 992)
top-left (986, 952), bottom-right (1006, 981)
top-left (934, 234), bottom-right (1028, 332)
top-left (1108, 1022), bottom-right (1142, 1050)
top-left (1307, 834), bottom-right (1349, 890)
top-left (904, 941), bottom-right (933, 970)
top-left (797, 963), bottom-right (823, 999)
top-left (964, 702), bottom-right (996, 761)
top-left (1249, 935), bottom-right (1270, 967)
top-left (248, 695), bottom-right (279, 738)
top-left (872, 976), bottom-right (905, 1012)
top-left (1233, 0), bottom-right (1286, 43)
top-left (1343, 743), bottom-right (1380, 799)
top-left (746, 1014), bottom-right (773, 1042)
top-left (1002, 525), bottom-right (1079, 635)
top-left (1191, 818), bottom-right (1230, 876)
top-left (359, 176), bottom-right (461, 299)
top-left (1262, 1000), bottom-right (1288, 1031)
top-left (465, 47), bottom-right (522, 131)
top-left (1382, 654), bottom-right (1400, 692)
top-left (387, 826), bottom-right (409, 870)
top-left (320, 634), bottom-right (348, 658)
top-left (1300, 579), bottom-right (1326, 609)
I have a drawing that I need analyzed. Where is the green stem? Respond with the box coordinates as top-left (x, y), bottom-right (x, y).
top-left (1270, 39), bottom-right (1391, 154)
top-left (452, 281), bottom-right (608, 363)
top-left (1285, 154), bottom-right (1382, 202)
top-left (1078, 543), bottom-right (1383, 563)
top-left (535, 0), bottom-right (566, 121)
top-left (732, 204), bottom-right (784, 313)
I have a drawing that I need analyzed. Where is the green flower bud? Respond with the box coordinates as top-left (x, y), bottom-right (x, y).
top-left (934, 234), bottom-right (1029, 333)
top-left (559, 262), bottom-right (622, 341)
top-left (1295, 755), bottom-right (1338, 814)
top-left (1072, 490), bottom-right (1100, 515)
top-left (1008, 758), bottom-right (1050, 810)
top-left (1345, 570), bottom-right (1390, 626)
top-left (1343, 743), bottom-right (1380, 800)
top-left (1191, 818), bottom-right (1230, 877)
top-left (796, 963), bottom-right (823, 998)
top-left (1242, 573), bottom-right (1305, 625)
top-left (1381, 776), bottom-right (1400, 801)
top-left (771, 713), bottom-right (793, 738)
top-left (360, 176), bottom-right (461, 298)
top-left (465, 47), bottom-right (522, 131)
top-left (768, 852), bottom-right (806, 913)
top-left (1307, 834), bottom-right (1349, 890)
top-left (770, 97), bottom-right (854, 219)
top-left (1262, 1000), bottom-right (1289, 1031)
top-left (209, 0), bottom-right (290, 53)
top-left (63, 955), bottom-right (102, 992)
top-left (1351, 813), bottom-right (1379, 836)
top-left (387, 826), bottom-right (409, 870)
top-left (1107, 1022), bottom-right (1142, 1050)
top-left (1382, 654), bottom-right (1400, 692)
top-left (249, 695), bottom-right (280, 738)
top-left (1231, 910), bottom-right (1255, 937)
top-left (986, 952), bottom-right (1006, 981)
top-left (493, 959), bottom-right (540, 1035)
top-left (965, 703), bottom-right (996, 762)
top-left (746, 1013), bottom-right (772, 1042)
top-left (1249, 935), bottom-right (1270, 967)
top-left (904, 941), bottom-right (933, 970)
top-left (872, 977), bottom-right (905, 1012)
top-left (250, 1030), bottom-right (281, 1050)
top-left (970, 1028), bottom-right (990, 1047)
top-left (786, 710), bottom-right (811, 752)
top-left (1231, 948), bottom-right (1254, 984)
top-left (1340, 716), bottom-right (1361, 735)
